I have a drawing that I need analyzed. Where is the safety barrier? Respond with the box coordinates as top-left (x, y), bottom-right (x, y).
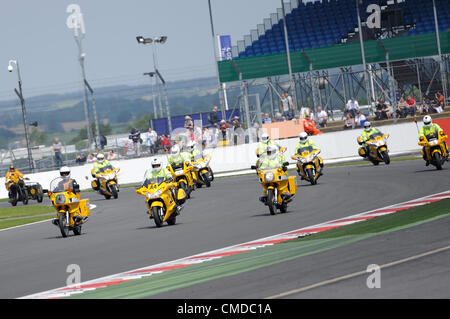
top-left (0, 121), bottom-right (423, 199)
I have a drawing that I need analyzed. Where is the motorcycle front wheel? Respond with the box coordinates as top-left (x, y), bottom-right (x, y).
top-left (202, 172), bottom-right (211, 188)
top-left (110, 184), bottom-right (118, 199)
top-left (22, 188), bottom-right (28, 205)
top-left (152, 206), bottom-right (165, 228)
top-left (434, 152), bottom-right (443, 170)
top-left (306, 168), bottom-right (316, 185)
top-left (59, 213), bottom-right (69, 238)
top-left (381, 150), bottom-right (390, 165)
top-left (267, 189), bottom-right (276, 215)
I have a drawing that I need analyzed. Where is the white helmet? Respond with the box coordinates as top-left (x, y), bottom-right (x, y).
top-left (171, 145), bottom-right (180, 156)
top-left (423, 115), bottom-right (432, 127)
top-left (96, 153), bottom-right (105, 162)
top-left (364, 121), bottom-right (372, 131)
top-left (151, 158), bottom-right (162, 172)
top-left (299, 132), bottom-right (308, 143)
top-left (261, 133), bottom-right (270, 143)
top-left (187, 140), bottom-right (196, 151)
top-left (59, 166), bottom-right (71, 178)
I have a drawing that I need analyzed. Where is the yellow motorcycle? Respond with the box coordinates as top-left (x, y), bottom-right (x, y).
top-left (91, 166), bottom-right (120, 199)
top-left (45, 177), bottom-right (90, 238)
top-left (167, 161), bottom-right (195, 199)
top-left (358, 133), bottom-right (390, 165)
top-left (419, 131), bottom-right (448, 170)
top-left (291, 147), bottom-right (323, 185)
top-left (251, 156), bottom-right (296, 215)
top-left (136, 172), bottom-right (186, 227)
top-left (191, 154), bottom-right (214, 188)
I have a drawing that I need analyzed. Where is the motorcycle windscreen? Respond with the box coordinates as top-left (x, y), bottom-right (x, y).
top-left (49, 177), bottom-right (74, 193)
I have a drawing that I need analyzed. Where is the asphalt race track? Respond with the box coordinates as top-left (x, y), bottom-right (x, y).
top-left (0, 159), bottom-right (449, 299)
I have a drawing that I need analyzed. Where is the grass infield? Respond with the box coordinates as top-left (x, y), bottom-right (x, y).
top-left (289, 198), bottom-right (450, 243)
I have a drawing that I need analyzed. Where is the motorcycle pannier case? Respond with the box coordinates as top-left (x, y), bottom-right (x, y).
top-left (79, 199), bottom-right (91, 217)
top-left (288, 176), bottom-right (297, 195)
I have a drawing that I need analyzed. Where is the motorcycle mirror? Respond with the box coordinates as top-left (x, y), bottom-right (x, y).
top-left (251, 165), bottom-right (257, 170)
top-left (283, 162), bottom-right (289, 167)
top-left (42, 189), bottom-right (48, 193)
top-left (24, 177), bottom-right (30, 180)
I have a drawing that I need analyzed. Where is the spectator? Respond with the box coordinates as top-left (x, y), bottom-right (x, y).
top-left (219, 119), bottom-right (230, 142)
top-left (108, 150), bottom-right (118, 160)
top-left (159, 134), bottom-right (172, 153)
top-left (346, 98), bottom-right (359, 117)
top-left (355, 110), bottom-right (368, 128)
top-left (405, 95), bottom-right (417, 117)
top-left (75, 152), bottom-right (87, 165)
top-left (273, 112), bottom-right (284, 122)
top-left (262, 113), bottom-right (272, 124)
top-left (99, 134), bottom-right (107, 151)
top-left (396, 96), bottom-right (408, 118)
top-left (184, 116), bottom-right (194, 131)
top-left (303, 113), bottom-right (322, 135)
top-left (315, 106), bottom-right (328, 127)
top-left (87, 153), bottom-right (97, 163)
top-left (420, 96), bottom-right (432, 114)
top-left (343, 112), bottom-right (355, 130)
top-left (232, 116), bottom-right (242, 145)
top-left (434, 91), bottom-right (445, 109)
top-left (202, 127), bottom-right (211, 149)
top-left (145, 127), bottom-right (158, 154)
top-left (52, 138), bottom-right (64, 167)
top-left (280, 91), bottom-right (295, 120)
top-left (375, 99), bottom-right (389, 120)
top-left (208, 105), bottom-right (220, 129)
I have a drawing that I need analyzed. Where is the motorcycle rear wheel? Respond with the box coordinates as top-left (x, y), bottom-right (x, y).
top-left (73, 225), bottom-right (82, 236)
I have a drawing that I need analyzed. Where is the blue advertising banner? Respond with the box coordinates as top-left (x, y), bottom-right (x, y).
top-left (219, 35), bottom-right (232, 61)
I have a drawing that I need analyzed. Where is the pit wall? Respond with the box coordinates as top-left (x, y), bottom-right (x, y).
top-left (0, 121), bottom-right (423, 199)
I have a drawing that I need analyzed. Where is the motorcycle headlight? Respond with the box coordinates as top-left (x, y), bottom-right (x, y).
top-left (264, 171), bottom-right (275, 182)
top-left (147, 189), bottom-right (162, 199)
top-left (55, 194), bottom-right (66, 205)
top-left (175, 170), bottom-right (184, 176)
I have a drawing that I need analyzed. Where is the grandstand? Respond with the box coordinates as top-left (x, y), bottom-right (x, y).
top-left (233, 0), bottom-right (449, 59)
top-left (218, 0), bottom-right (449, 134)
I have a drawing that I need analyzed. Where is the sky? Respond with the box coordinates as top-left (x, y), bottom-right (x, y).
top-left (0, 0), bottom-right (284, 101)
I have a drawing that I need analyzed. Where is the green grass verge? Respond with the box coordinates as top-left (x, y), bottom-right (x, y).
top-left (0, 205), bottom-right (53, 220)
top-left (289, 198), bottom-right (450, 242)
top-left (0, 215), bottom-right (53, 230)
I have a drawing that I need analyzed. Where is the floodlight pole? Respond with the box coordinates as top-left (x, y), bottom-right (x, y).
top-left (281, 0), bottom-right (298, 112)
top-left (67, 4), bottom-right (93, 152)
top-left (9, 59), bottom-right (34, 172)
top-left (144, 72), bottom-right (158, 119)
top-left (155, 69), bottom-right (172, 133)
top-left (151, 42), bottom-right (164, 118)
top-left (208, 0), bottom-right (226, 120)
top-left (84, 79), bottom-right (101, 150)
top-left (432, 0), bottom-right (448, 105)
top-left (356, 0), bottom-right (373, 114)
